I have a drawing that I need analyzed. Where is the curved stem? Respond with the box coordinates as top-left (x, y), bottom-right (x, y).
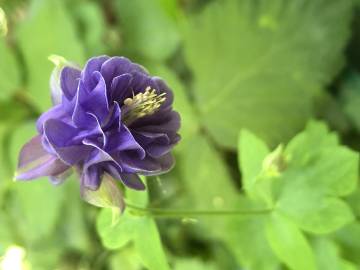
top-left (126, 202), bottom-right (273, 219)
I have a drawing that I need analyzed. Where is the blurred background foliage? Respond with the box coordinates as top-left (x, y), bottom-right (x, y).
top-left (1, 0), bottom-right (360, 269)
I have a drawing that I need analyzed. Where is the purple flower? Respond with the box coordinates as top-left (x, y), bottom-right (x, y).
top-left (16, 56), bottom-right (180, 204)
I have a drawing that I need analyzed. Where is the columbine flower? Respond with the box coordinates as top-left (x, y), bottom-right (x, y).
top-left (16, 56), bottom-right (180, 209)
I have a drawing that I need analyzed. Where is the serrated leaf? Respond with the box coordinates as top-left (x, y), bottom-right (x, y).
top-left (277, 122), bottom-right (358, 234)
top-left (183, 0), bottom-right (352, 148)
top-left (16, 0), bottom-right (85, 110)
top-left (265, 212), bottom-right (316, 270)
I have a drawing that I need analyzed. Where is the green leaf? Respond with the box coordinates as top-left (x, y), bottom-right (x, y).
top-left (183, 0), bottom-right (353, 148)
top-left (277, 122), bottom-right (358, 234)
top-left (0, 39), bottom-right (20, 99)
top-left (238, 129), bottom-right (270, 193)
top-left (313, 238), bottom-right (345, 270)
top-left (174, 259), bottom-right (218, 270)
top-left (180, 134), bottom-right (238, 211)
top-left (16, 0), bottom-right (85, 110)
top-left (116, 0), bottom-right (180, 61)
top-left (265, 212), bottom-right (316, 270)
top-left (71, 1), bottom-right (107, 56)
top-left (226, 215), bottom-right (280, 270)
top-left (97, 209), bottom-right (134, 250)
top-left (134, 217), bottom-right (170, 270)
top-left (334, 222), bottom-right (360, 266)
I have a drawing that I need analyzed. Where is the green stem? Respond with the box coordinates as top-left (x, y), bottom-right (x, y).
top-left (126, 202), bottom-right (273, 219)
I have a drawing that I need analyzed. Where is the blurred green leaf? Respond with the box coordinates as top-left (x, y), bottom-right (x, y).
top-left (16, 0), bottom-right (85, 110)
top-left (183, 0), bottom-right (353, 148)
top-left (334, 222), bottom-right (360, 266)
top-left (116, 0), bottom-right (180, 61)
top-left (0, 39), bottom-right (20, 99)
top-left (180, 134), bottom-right (238, 211)
top-left (313, 238), bottom-right (347, 270)
top-left (340, 71), bottom-right (360, 132)
top-left (266, 212), bottom-right (316, 270)
top-left (72, 1), bottom-right (107, 56)
top-left (174, 258), bottom-right (217, 270)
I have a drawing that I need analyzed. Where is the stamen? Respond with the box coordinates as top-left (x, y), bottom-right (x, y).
top-left (121, 87), bottom-right (166, 125)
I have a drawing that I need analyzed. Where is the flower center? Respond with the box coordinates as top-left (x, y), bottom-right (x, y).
top-left (121, 86), bottom-right (166, 125)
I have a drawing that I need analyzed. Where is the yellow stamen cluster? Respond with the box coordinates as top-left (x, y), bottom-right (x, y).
top-left (122, 87), bottom-right (166, 124)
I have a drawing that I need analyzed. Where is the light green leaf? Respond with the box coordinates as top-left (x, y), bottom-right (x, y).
top-left (313, 238), bottom-right (344, 270)
top-left (71, 1), bottom-right (107, 56)
top-left (0, 39), bottom-right (20, 99)
top-left (266, 212), bottom-right (316, 270)
top-left (180, 135), bottom-right (238, 211)
top-left (334, 222), bottom-right (360, 266)
top-left (134, 217), bottom-right (170, 270)
top-left (174, 259), bottom-right (217, 270)
top-left (226, 215), bottom-right (280, 270)
top-left (16, 0), bottom-right (85, 110)
top-left (277, 122), bottom-right (358, 234)
top-left (183, 0), bottom-right (352, 148)
top-left (238, 129), bottom-right (270, 193)
top-left (116, 0), bottom-right (180, 61)
top-left (97, 209), bottom-right (134, 250)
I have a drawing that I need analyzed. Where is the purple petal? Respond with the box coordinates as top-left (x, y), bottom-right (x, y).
top-left (43, 119), bottom-right (93, 164)
top-left (111, 74), bottom-right (133, 102)
top-left (107, 125), bottom-right (145, 159)
top-left (105, 163), bottom-right (145, 190)
top-left (60, 66), bottom-right (81, 100)
top-left (82, 55), bottom-right (110, 89)
top-left (81, 165), bottom-right (101, 190)
top-left (76, 72), bottom-right (109, 124)
top-left (16, 135), bottom-right (70, 180)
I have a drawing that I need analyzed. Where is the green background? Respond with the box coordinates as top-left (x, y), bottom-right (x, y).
top-left (1, 0), bottom-right (360, 269)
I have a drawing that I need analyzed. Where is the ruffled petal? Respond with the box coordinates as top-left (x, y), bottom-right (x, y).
top-left (110, 73), bottom-right (133, 102)
top-left (44, 119), bottom-right (93, 164)
top-left (107, 124), bottom-right (145, 159)
top-left (60, 66), bottom-right (81, 100)
top-left (105, 163), bottom-right (145, 190)
top-left (82, 55), bottom-right (110, 89)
